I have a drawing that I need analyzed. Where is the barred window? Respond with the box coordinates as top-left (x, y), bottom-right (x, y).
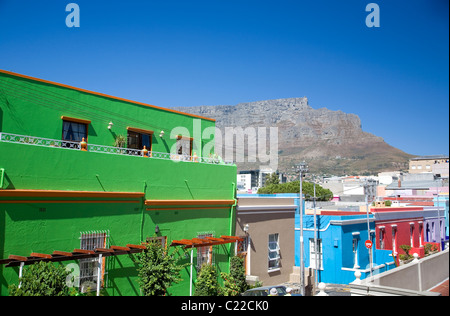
top-left (79, 231), bottom-right (109, 293)
top-left (197, 232), bottom-right (214, 270)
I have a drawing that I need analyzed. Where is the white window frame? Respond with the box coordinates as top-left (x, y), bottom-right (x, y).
top-left (352, 238), bottom-right (360, 269)
top-left (309, 238), bottom-right (323, 270)
top-left (268, 233), bottom-right (280, 272)
top-left (197, 232), bottom-right (214, 270)
top-left (79, 230), bottom-right (109, 293)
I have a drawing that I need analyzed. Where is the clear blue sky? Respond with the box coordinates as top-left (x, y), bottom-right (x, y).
top-left (0, 0), bottom-right (448, 156)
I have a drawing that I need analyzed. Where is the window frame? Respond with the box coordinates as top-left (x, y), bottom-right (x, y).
top-left (79, 231), bottom-right (109, 293)
top-left (268, 233), bottom-right (280, 272)
top-left (61, 116), bottom-right (90, 143)
top-left (176, 135), bottom-right (193, 158)
top-left (127, 127), bottom-right (153, 151)
top-left (197, 233), bottom-right (214, 270)
top-left (309, 238), bottom-right (323, 270)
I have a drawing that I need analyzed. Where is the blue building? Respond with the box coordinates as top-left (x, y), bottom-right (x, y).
top-left (295, 208), bottom-right (396, 285)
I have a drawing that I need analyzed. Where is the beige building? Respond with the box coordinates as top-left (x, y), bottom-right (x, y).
top-left (236, 195), bottom-right (296, 286)
top-left (409, 155), bottom-right (449, 176)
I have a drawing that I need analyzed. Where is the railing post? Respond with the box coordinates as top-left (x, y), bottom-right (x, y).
top-left (80, 138), bottom-right (87, 151)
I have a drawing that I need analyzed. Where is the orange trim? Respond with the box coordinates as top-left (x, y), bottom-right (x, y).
top-left (171, 235), bottom-right (243, 248)
top-left (8, 255), bottom-right (28, 261)
top-left (30, 253), bottom-right (52, 259)
top-left (145, 199), bottom-right (235, 206)
top-left (0, 190), bottom-right (144, 199)
top-left (127, 127), bottom-right (154, 135)
top-left (146, 206), bottom-right (231, 211)
top-left (0, 69), bottom-right (216, 122)
top-left (177, 135), bottom-right (194, 141)
top-left (0, 200), bottom-right (141, 204)
top-left (61, 116), bottom-right (91, 125)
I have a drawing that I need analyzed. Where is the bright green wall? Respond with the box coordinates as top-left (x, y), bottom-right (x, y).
top-left (0, 200), bottom-right (233, 296)
top-left (0, 71), bottom-right (215, 157)
top-left (0, 71), bottom-right (237, 296)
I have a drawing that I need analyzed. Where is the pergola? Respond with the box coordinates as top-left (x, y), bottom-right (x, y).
top-left (0, 244), bottom-right (146, 296)
top-left (170, 235), bottom-right (244, 296)
top-left (0, 235), bottom-right (244, 296)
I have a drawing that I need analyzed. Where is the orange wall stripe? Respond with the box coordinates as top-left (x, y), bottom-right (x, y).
top-left (145, 199), bottom-right (235, 206)
top-left (0, 189), bottom-right (144, 199)
top-left (0, 200), bottom-right (141, 204)
top-left (146, 206), bottom-right (231, 211)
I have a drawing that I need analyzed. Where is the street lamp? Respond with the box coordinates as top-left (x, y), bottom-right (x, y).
top-left (293, 161), bottom-right (308, 296)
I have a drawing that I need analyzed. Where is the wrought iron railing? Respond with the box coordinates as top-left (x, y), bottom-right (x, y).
top-left (0, 132), bottom-right (234, 166)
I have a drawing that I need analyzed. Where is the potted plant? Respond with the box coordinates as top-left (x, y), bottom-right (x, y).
top-left (113, 135), bottom-right (126, 154)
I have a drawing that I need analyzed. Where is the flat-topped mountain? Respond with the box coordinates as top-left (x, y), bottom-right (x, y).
top-left (171, 98), bottom-right (412, 175)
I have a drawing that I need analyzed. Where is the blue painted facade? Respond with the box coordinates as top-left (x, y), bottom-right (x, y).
top-left (295, 208), bottom-right (395, 284)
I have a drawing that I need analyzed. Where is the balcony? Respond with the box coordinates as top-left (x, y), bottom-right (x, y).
top-left (0, 132), bottom-right (234, 166)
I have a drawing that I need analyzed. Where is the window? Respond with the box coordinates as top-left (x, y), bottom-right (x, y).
top-left (379, 228), bottom-right (385, 249)
top-left (127, 128), bottom-right (152, 151)
top-left (410, 224), bottom-right (414, 247)
top-left (146, 236), bottom-right (167, 248)
top-left (392, 227), bottom-right (397, 253)
top-left (176, 136), bottom-right (193, 159)
top-left (309, 238), bottom-right (323, 270)
top-left (352, 238), bottom-right (359, 268)
top-left (79, 231), bottom-right (109, 293)
top-left (419, 225), bottom-right (423, 247)
top-left (268, 233), bottom-right (280, 271)
top-left (61, 117), bottom-right (89, 148)
top-left (197, 233), bottom-right (213, 270)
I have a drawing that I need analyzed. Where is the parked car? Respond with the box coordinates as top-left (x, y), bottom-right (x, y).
top-left (242, 285), bottom-right (287, 296)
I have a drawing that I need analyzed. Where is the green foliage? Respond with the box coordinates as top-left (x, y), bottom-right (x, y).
top-left (265, 173), bottom-right (280, 186)
top-left (220, 272), bottom-right (241, 296)
top-left (385, 200), bottom-right (392, 207)
top-left (258, 180), bottom-right (333, 201)
top-left (399, 245), bottom-right (413, 261)
top-left (220, 256), bottom-right (249, 296)
top-left (137, 241), bottom-right (184, 296)
top-left (194, 263), bottom-right (220, 296)
top-left (8, 261), bottom-right (70, 296)
top-left (424, 243), bottom-right (438, 255)
top-left (229, 256), bottom-right (249, 293)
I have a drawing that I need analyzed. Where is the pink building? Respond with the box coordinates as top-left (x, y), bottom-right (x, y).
top-left (371, 207), bottom-right (426, 258)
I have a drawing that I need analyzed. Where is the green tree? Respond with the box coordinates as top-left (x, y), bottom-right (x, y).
top-left (137, 241), bottom-right (184, 296)
top-left (220, 256), bottom-right (249, 296)
top-left (194, 263), bottom-right (220, 296)
top-left (9, 261), bottom-right (70, 296)
top-left (265, 173), bottom-right (280, 186)
top-left (258, 180), bottom-right (333, 201)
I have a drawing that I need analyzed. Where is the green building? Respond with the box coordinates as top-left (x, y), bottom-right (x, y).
top-left (0, 70), bottom-right (238, 296)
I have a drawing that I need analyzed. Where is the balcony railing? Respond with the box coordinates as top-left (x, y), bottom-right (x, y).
top-left (0, 132), bottom-right (234, 166)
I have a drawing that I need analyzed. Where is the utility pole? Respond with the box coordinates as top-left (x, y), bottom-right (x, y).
top-left (313, 177), bottom-right (318, 290)
top-left (294, 162), bottom-right (308, 296)
top-left (364, 179), bottom-right (376, 278)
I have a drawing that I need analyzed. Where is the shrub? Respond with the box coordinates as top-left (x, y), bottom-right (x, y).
top-left (9, 261), bottom-right (69, 296)
top-left (137, 241), bottom-right (184, 296)
top-left (194, 264), bottom-right (219, 296)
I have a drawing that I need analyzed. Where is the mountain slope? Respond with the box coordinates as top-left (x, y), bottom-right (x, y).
top-left (171, 97), bottom-right (412, 175)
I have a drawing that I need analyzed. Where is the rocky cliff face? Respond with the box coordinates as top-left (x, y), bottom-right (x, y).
top-left (171, 98), bottom-right (412, 175)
